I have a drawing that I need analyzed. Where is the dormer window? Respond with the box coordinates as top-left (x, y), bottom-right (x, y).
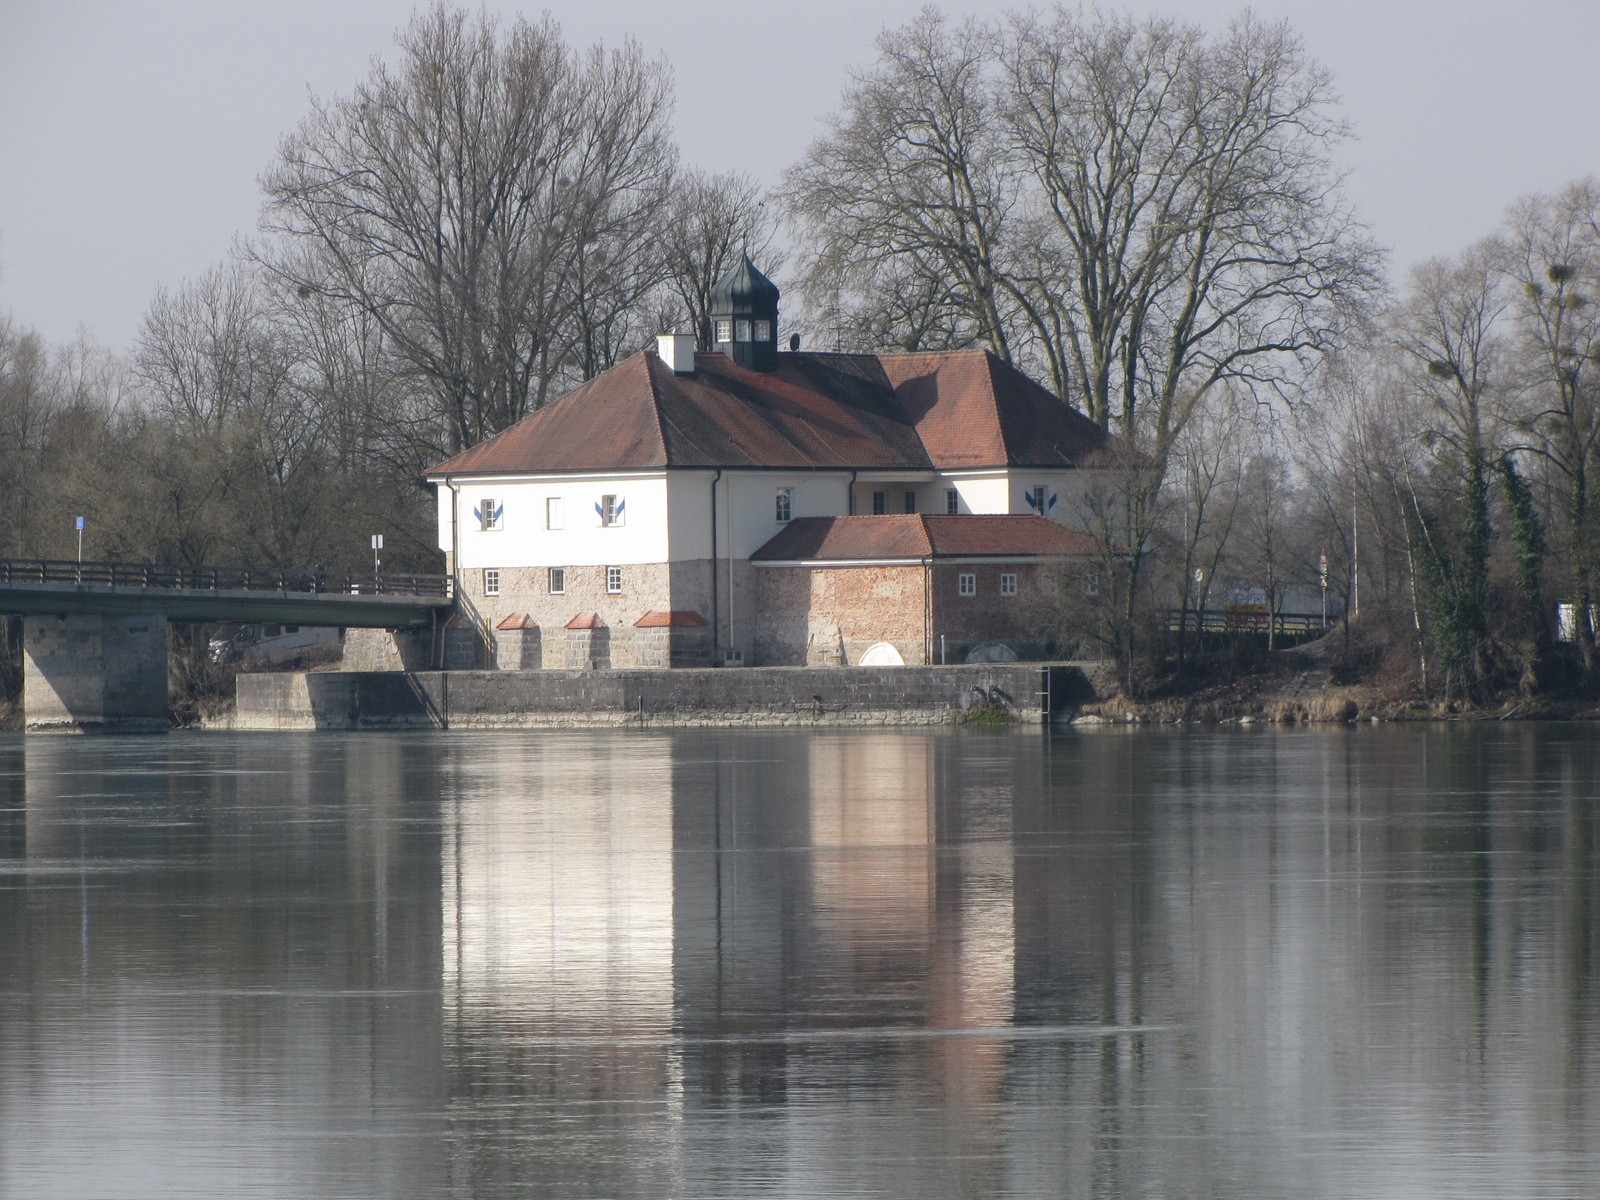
top-left (753, 319), bottom-right (771, 342)
top-left (736, 319), bottom-right (751, 342)
top-left (715, 319), bottom-right (733, 343)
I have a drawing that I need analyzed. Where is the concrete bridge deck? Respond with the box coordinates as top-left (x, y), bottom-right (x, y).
top-left (0, 558), bottom-right (455, 733)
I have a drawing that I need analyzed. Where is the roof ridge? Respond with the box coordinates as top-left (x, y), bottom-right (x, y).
top-left (639, 350), bottom-right (672, 467)
top-left (977, 350), bottom-right (1014, 467)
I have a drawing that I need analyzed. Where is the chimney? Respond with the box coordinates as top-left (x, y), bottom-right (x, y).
top-left (656, 333), bottom-right (696, 374)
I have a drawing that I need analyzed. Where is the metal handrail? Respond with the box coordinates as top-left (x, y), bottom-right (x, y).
top-left (0, 557), bottom-right (453, 599)
top-left (1167, 608), bottom-right (1329, 636)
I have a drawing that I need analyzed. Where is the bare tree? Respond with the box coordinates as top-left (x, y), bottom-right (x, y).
top-left (781, 10), bottom-right (1022, 363)
top-left (261, 5), bottom-right (675, 455)
top-left (1502, 180), bottom-right (1600, 679)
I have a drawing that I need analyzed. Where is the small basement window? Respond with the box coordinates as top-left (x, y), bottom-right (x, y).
top-left (946, 488), bottom-right (959, 514)
top-left (903, 490), bottom-right (916, 514)
top-left (958, 573), bottom-right (976, 597)
top-left (999, 573), bottom-right (1017, 596)
top-left (715, 318), bottom-right (733, 343)
top-left (606, 566), bottom-right (623, 594)
top-left (599, 494), bottom-right (625, 527)
top-left (546, 497), bottom-right (563, 529)
top-left (872, 490), bottom-right (887, 515)
top-left (484, 569), bottom-right (500, 597)
top-left (548, 567), bottom-right (565, 594)
top-left (775, 487), bottom-right (793, 523)
top-left (478, 497), bottom-right (502, 530)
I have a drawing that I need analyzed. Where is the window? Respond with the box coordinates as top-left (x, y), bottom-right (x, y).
top-left (598, 493), bottom-right (625, 527)
top-left (958, 573), bottom-right (976, 597)
top-left (548, 567), bottom-right (565, 594)
top-left (606, 566), bottom-right (623, 594)
top-left (735, 319), bottom-right (752, 342)
top-left (775, 487), bottom-right (793, 523)
top-left (715, 318), bottom-right (733, 343)
top-left (1000, 573), bottom-right (1017, 597)
top-left (1085, 571), bottom-right (1100, 596)
top-left (546, 496), bottom-right (563, 530)
top-left (872, 490), bottom-right (887, 515)
top-left (903, 490), bottom-right (916, 514)
top-left (284, 625), bottom-right (299, 634)
top-left (753, 319), bottom-right (771, 341)
top-left (477, 496), bottom-right (502, 530)
top-left (484, 569), bottom-right (500, 597)
top-left (1027, 485), bottom-right (1052, 515)
top-left (946, 488), bottom-right (959, 514)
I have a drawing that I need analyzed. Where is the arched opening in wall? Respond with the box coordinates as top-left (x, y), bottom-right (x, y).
top-left (858, 642), bottom-right (905, 667)
top-left (965, 642), bottom-right (1017, 663)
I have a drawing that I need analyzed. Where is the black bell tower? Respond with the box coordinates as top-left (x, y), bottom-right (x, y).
top-left (708, 255), bottom-right (780, 372)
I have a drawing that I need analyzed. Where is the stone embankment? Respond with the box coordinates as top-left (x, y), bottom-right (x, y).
top-left (230, 663), bottom-right (1095, 731)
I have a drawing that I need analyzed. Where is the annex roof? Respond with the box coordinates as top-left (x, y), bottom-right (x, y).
top-left (426, 348), bottom-right (1112, 478)
top-left (750, 515), bottom-right (1103, 563)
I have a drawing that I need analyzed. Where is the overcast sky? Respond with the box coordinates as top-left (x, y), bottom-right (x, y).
top-left (3, 0), bottom-right (1600, 355)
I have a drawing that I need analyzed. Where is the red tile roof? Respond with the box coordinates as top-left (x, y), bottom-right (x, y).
top-left (427, 348), bottom-right (1111, 477)
top-left (880, 351), bottom-right (1112, 469)
top-left (750, 515), bottom-right (1103, 562)
top-left (634, 610), bottom-right (710, 628)
top-left (495, 613), bottom-right (537, 630)
top-left (563, 612), bottom-right (606, 629)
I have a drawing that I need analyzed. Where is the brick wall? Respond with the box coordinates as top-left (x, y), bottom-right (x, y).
top-left (756, 564), bottom-right (929, 665)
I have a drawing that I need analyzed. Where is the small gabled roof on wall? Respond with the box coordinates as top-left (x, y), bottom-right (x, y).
top-left (751, 514), bottom-right (1104, 563)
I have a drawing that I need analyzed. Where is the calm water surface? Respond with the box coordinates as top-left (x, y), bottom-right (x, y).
top-left (1, 725), bottom-right (1597, 1198)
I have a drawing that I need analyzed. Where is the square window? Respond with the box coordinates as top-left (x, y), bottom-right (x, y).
top-left (872, 490), bottom-right (887, 515)
top-left (548, 567), bottom-right (565, 594)
top-left (598, 493), bottom-right (625, 527)
top-left (1000, 573), bottom-right (1017, 596)
top-left (903, 490), bottom-right (916, 514)
top-left (946, 488), bottom-right (959, 514)
top-left (483, 568), bottom-right (500, 597)
top-left (775, 487), bottom-right (793, 523)
top-left (546, 497), bottom-right (563, 529)
top-left (477, 497), bottom-right (502, 530)
top-left (735, 319), bottom-right (752, 342)
top-left (958, 573), bottom-right (976, 597)
top-left (715, 318), bottom-right (733, 343)
top-left (753, 319), bottom-right (771, 341)
top-left (606, 566), bottom-right (623, 594)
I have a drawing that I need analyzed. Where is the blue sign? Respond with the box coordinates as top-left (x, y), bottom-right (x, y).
top-left (75, 516), bottom-right (84, 531)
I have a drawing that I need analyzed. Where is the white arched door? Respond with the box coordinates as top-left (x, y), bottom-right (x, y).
top-left (858, 641), bottom-right (905, 666)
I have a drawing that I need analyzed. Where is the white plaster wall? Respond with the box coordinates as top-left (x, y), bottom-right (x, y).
top-left (724, 472), bottom-right (851, 560)
top-left (436, 474), bottom-right (671, 568)
top-left (938, 473), bottom-right (1011, 515)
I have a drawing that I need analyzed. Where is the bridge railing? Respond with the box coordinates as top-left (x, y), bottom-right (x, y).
top-left (0, 558), bottom-right (453, 599)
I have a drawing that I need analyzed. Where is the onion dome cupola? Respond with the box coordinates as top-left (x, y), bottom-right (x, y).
top-left (709, 255), bottom-right (780, 372)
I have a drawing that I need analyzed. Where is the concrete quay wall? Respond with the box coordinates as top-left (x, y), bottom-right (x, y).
top-left (233, 664), bottom-right (1093, 731)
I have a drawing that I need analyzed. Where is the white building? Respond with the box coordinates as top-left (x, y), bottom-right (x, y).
top-left (425, 258), bottom-right (1117, 668)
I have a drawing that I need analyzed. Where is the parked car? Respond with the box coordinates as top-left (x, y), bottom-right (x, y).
top-left (209, 623), bottom-right (342, 664)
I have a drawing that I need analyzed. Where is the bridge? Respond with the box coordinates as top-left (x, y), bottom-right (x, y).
top-left (1, 558), bottom-right (455, 733)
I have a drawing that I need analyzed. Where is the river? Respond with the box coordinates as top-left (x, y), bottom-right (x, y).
top-left (0, 725), bottom-right (1596, 1198)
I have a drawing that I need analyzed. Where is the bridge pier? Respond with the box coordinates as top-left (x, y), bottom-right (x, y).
top-left (23, 613), bottom-right (169, 733)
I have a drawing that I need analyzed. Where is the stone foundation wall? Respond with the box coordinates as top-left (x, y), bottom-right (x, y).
top-left (233, 663), bottom-right (1093, 730)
